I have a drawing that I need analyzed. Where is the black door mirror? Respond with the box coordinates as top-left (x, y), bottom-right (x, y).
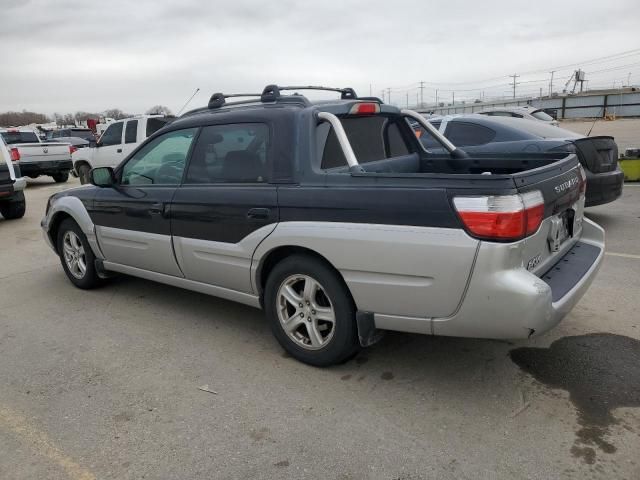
top-left (89, 139), bottom-right (97, 148)
top-left (90, 167), bottom-right (115, 187)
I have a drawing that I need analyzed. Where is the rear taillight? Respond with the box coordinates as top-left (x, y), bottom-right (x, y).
top-left (578, 165), bottom-right (587, 194)
top-left (70, 145), bottom-right (78, 155)
top-left (9, 148), bottom-right (20, 162)
top-left (453, 191), bottom-right (545, 242)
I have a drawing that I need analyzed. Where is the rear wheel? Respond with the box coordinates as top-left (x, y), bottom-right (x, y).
top-left (0, 192), bottom-right (26, 220)
top-left (52, 171), bottom-right (69, 183)
top-left (56, 218), bottom-right (102, 289)
top-left (264, 254), bottom-right (359, 366)
top-left (77, 164), bottom-right (91, 185)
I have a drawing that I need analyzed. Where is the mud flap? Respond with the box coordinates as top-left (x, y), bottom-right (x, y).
top-left (356, 311), bottom-right (385, 347)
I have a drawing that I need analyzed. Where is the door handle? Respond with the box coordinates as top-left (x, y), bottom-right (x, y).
top-left (117, 148), bottom-right (122, 153)
top-left (149, 203), bottom-right (163, 215)
top-left (247, 208), bottom-right (270, 220)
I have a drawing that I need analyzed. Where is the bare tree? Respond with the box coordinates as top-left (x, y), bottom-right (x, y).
top-left (103, 108), bottom-right (129, 120)
top-left (145, 105), bottom-right (173, 116)
top-left (74, 111), bottom-right (100, 123)
top-left (0, 110), bottom-right (51, 127)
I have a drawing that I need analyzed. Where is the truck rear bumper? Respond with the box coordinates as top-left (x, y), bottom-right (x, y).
top-left (373, 218), bottom-right (605, 339)
top-left (430, 218), bottom-right (604, 339)
top-left (585, 166), bottom-right (624, 207)
top-left (19, 160), bottom-right (72, 177)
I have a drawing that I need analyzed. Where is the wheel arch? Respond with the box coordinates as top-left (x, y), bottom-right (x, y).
top-left (255, 245), bottom-right (356, 307)
top-left (46, 196), bottom-right (103, 259)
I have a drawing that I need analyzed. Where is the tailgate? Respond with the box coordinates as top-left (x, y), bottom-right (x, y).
top-left (514, 154), bottom-right (586, 276)
top-left (572, 136), bottom-right (618, 173)
top-left (16, 143), bottom-right (71, 162)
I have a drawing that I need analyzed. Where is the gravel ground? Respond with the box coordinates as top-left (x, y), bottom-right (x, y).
top-left (0, 177), bottom-right (638, 480)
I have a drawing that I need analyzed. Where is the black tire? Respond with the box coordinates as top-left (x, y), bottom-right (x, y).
top-left (0, 192), bottom-right (26, 220)
top-left (56, 218), bottom-right (102, 289)
top-left (77, 164), bottom-right (91, 185)
top-left (264, 254), bottom-right (359, 367)
top-left (52, 171), bottom-right (69, 183)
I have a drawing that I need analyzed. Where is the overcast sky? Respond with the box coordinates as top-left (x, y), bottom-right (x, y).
top-left (1, 0), bottom-right (638, 115)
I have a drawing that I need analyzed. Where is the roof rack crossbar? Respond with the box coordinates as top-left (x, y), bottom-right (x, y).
top-left (260, 84), bottom-right (358, 102)
top-left (208, 92), bottom-right (263, 109)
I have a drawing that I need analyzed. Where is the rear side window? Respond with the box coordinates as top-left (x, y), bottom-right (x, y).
top-left (1, 131), bottom-right (39, 144)
top-left (319, 116), bottom-right (411, 169)
top-left (445, 122), bottom-right (496, 146)
top-left (185, 123), bottom-right (269, 183)
top-left (125, 120), bottom-right (138, 144)
top-left (146, 118), bottom-right (168, 137)
top-left (100, 122), bottom-right (123, 146)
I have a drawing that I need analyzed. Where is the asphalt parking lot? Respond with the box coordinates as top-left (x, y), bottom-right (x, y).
top-left (1, 178), bottom-right (639, 480)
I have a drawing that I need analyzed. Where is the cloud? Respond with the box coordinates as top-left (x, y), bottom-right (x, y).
top-left (0, 0), bottom-right (637, 114)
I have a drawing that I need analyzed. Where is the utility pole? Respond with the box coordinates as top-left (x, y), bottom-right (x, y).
top-left (549, 71), bottom-right (555, 97)
top-left (539, 87), bottom-right (542, 98)
top-left (419, 81), bottom-right (425, 108)
top-left (509, 73), bottom-right (520, 98)
top-left (416, 92), bottom-right (419, 108)
top-left (387, 88), bottom-right (391, 105)
top-left (628, 72), bottom-right (632, 86)
top-left (406, 92), bottom-right (409, 108)
top-left (452, 92), bottom-right (455, 105)
top-left (381, 90), bottom-right (385, 102)
top-left (435, 89), bottom-right (438, 106)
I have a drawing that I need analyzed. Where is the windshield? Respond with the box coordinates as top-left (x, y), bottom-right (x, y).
top-left (531, 110), bottom-right (554, 121)
top-left (0, 131), bottom-right (39, 144)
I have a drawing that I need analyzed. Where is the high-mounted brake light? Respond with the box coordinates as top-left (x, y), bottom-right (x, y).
top-left (349, 102), bottom-right (380, 115)
top-left (453, 190), bottom-right (545, 241)
top-left (9, 148), bottom-right (20, 162)
top-left (69, 145), bottom-right (78, 155)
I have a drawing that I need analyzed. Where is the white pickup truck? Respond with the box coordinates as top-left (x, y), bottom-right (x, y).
top-left (72, 115), bottom-right (170, 183)
top-left (0, 129), bottom-right (73, 183)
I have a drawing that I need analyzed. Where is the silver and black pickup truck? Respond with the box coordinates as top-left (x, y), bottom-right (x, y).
top-left (41, 85), bottom-right (604, 366)
top-left (0, 129), bottom-right (73, 183)
top-left (0, 136), bottom-right (26, 219)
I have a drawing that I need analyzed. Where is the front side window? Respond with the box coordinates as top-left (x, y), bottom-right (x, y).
top-left (146, 118), bottom-right (169, 137)
top-left (100, 122), bottom-right (123, 147)
top-left (185, 123), bottom-right (269, 183)
top-left (531, 110), bottom-right (554, 121)
top-left (121, 128), bottom-right (197, 185)
top-left (125, 120), bottom-right (138, 144)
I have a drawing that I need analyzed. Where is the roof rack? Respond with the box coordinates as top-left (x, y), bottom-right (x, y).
top-left (197, 84), bottom-right (366, 114)
top-left (207, 92), bottom-right (262, 109)
top-left (261, 84), bottom-right (358, 102)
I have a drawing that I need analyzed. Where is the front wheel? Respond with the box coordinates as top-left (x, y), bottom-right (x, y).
top-left (56, 218), bottom-right (102, 289)
top-left (52, 171), bottom-right (69, 183)
top-left (264, 254), bottom-right (359, 366)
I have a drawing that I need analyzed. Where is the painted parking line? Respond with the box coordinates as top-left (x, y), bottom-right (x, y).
top-left (605, 251), bottom-right (640, 260)
top-left (0, 406), bottom-right (96, 480)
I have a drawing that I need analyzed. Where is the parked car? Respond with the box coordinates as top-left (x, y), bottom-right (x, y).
top-left (47, 127), bottom-right (96, 149)
top-left (42, 84), bottom-right (604, 366)
top-left (0, 128), bottom-right (73, 183)
top-left (478, 106), bottom-right (559, 126)
top-left (0, 135), bottom-right (26, 219)
top-left (71, 115), bottom-right (171, 184)
top-left (416, 114), bottom-right (623, 207)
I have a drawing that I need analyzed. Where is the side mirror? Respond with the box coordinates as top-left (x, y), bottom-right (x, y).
top-left (90, 167), bottom-right (115, 187)
top-left (89, 139), bottom-right (97, 148)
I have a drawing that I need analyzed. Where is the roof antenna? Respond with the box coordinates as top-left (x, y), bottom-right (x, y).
top-left (586, 106), bottom-right (604, 137)
top-left (177, 88), bottom-right (200, 116)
